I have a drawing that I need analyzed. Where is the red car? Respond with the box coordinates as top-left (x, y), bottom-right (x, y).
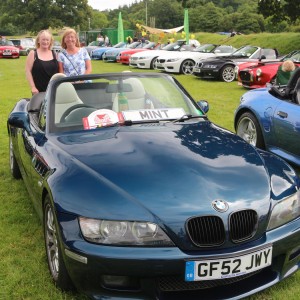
top-left (117, 42), bottom-right (162, 64)
top-left (0, 39), bottom-right (20, 58)
top-left (238, 50), bottom-right (300, 88)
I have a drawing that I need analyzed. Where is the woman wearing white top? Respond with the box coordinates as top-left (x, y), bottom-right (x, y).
top-left (58, 28), bottom-right (92, 77)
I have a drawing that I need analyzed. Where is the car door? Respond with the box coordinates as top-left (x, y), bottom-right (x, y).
top-left (273, 101), bottom-right (300, 156)
top-left (17, 124), bottom-right (38, 197)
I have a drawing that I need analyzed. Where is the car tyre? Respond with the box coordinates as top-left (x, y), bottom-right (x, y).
top-left (220, 65), bottom-right (236, 82)
top-left (44, 195), bottom-right (74, 291)
top-left (181, 59), bottom-right (195, 75)
top-left (9, 136), bottom-right (21, 179)
top-left (236, 112), bottom-right (265, 149)
top-left (151, 57), bottom-right (158, 69)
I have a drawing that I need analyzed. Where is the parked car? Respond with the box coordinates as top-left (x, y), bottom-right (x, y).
top-left (0, 39), bottom-right (20, 58)
top-left (154, 44), bottom-right (236, 75)
top-left (9, 38), bottom-right (35, 55)
top-left (234, 67), bottom-right (300, 166)
top-left (237, 50), bottom-right (300, 89)
top-left (129, 39), bottom-right (200, 69)
top-left (52, 40), bottom-right (62, 53)
top-left (90, 42), bottom-right (127, 60)
top-left (193, 45), bottom-right (279, 82)
top-left (102, 41), bottom-right (143, 62)
top-left (84, 40), bottom-right (104, 56)
top-left (7, 71), bottom-right (300, 299)
top-left (117, 42), bottom-right (162, 64)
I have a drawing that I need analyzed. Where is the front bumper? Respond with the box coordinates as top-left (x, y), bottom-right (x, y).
top-left (156, 61), bottom-right (180, 73)
top-left (58, 213), bottom-right (300, 299)
top-left (193, 67), bottom-right (220, 79)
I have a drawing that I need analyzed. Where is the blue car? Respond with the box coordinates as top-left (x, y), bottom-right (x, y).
top-left (235, 68), bottom-right (300, 166)
top-left (91, 42), bottom-right (126, 60)
top-left (102, 41), bottom-right (142, 62)
top-left (8, 72), bottom-right (300, 299)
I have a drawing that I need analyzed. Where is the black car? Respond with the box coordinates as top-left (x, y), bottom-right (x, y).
top-left (193, 45), bottom-right (279, 82)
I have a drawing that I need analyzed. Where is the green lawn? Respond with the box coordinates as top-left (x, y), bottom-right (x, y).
top-left (0, 57), bottom-right (300, 300)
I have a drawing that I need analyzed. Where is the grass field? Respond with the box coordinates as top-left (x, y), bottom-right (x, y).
top-left (1, 56), bottom-right (300, 300)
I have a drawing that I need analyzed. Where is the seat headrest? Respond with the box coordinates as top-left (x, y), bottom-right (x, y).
top-left (123, 78), bottom-right (145, 98)
top-left (56, 82), bottom-right (80, 104)
top-left (50, 73), bottom-right (66, 82)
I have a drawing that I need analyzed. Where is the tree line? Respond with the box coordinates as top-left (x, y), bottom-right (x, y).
top-left (0, 0), bottom-right (299, 36)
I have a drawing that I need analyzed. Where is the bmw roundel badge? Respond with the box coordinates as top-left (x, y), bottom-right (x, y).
top-left (212, 199), bottom-right (229, 212)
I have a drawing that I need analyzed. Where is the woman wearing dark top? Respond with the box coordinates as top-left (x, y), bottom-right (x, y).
top-left (25, 30), bottom-right (58, 94)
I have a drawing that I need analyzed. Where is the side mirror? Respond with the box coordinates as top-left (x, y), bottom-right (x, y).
top-left (8, 112), bottom-right (33, 135)
top-left (260, 55), bottom-right (266, 60)
top-left (197, 100), bottom-right (209, 114)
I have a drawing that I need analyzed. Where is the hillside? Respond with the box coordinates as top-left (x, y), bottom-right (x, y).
top-left (192, 32), bottom-right (300, 56)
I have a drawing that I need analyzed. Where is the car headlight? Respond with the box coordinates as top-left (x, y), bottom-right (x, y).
top-left (204, 64), bottom-right (218, 69)
top-left (256, 68), bottom-right (262, 76)
top-left (79, 217), bottom-right (175, 246)
top-left (267, 192), bottom-right (300, 231)
top-left (139, 56), bottom-right (150, 60)
top-left (167, 58), bottom-right (180, 62)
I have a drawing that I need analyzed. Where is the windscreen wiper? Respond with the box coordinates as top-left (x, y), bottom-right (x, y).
top-left (172, 114), bottom-right (205, 123)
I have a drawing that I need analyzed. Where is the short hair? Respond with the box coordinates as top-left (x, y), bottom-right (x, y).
top-left (35, 30), bottom-right (54, 49)
top-left (282, 60), bottom-right (296, 72)
top-left (61, 28), bottom-right (80, 49)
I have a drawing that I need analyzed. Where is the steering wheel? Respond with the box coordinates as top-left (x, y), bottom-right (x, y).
top-left (60, 104), bottom-right (96, 123)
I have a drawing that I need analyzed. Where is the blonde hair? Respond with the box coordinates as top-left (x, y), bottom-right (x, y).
top-left (61, 28), bottom-right (80, 49)
top-left (282, 60), bottom-right (295, 72)
top-left (35, 30), bottom-right (54, 49)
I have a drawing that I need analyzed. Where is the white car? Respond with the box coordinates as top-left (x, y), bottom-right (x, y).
top-left (155, 44), bottom-right (237, 75)
top-left (129, 39), bottom-right (200, 69)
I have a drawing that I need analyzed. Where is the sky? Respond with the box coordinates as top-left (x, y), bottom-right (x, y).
top-left (88, 0), bottom-right (142, 11)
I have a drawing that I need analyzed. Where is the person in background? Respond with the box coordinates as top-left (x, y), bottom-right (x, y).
top-left (127, 36), bottom-right (132, 44)
top-left (104, 35), bottom-right (110, 46)
top-left (58, 28), bottom-right (92, 77)
top-left (25, 29), bottom-right (59, 95)
top-left (275, 60), bottom-right (297, 85)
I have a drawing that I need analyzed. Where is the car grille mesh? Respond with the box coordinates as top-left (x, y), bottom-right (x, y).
top-left (187, 216), bottom-right (225, 246)
top-left (239, 70), bottom-right (251, 82)
top-left (230, 210), bottom-right (258, 242)
top-left (157, 270), bottom-right (261, 291)
top-left (187, 210), bottom-right (258, 247)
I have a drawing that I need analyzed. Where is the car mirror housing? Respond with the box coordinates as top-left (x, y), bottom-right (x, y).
top-left (8, 111), bottom-right (32, 135)
top-left (197, 100), bottom-right (209, 113)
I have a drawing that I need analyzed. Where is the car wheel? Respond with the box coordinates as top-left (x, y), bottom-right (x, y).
top-left (150, 57), bottom-right (158, 69)
top-left (9, 136), bottom-right (21, 179)
top-left (220, 65), bottom-right (236, 82)
top-left (236, 112), bottom-right (265, 149)
top-left (181, 59), bottom-right (195, 75)
top-left (44, 195), bottom-right (74, 291)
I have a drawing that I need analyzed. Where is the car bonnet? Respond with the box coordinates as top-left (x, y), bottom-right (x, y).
top-left (51, 121), bottom-right (272, 222)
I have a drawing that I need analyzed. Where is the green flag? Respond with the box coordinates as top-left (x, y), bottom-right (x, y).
top-left (118, 12), bottom-right (124, 43)
top-left (184, 9), bottom-right (189, 44)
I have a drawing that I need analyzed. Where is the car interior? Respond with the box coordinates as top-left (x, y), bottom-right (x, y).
top-left (269, 67), bottom-right (300, 104)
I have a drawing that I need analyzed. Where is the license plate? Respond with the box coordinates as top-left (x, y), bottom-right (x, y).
top-left (3, 50), bottom-right (11, 55)
top-left (193, 67), bottom-right (200, 73)
top-left (185, 246), bottom-right (272, 281)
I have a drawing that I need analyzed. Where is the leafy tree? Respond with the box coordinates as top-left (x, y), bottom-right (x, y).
top-left (258, 0), bottom-right (299, 24)
top-left (0, 0), bottom-right (92, 33)
top-left (284, 0), bottom-right (300, 24)
top-left (90, 10), bottom-right (108, 30)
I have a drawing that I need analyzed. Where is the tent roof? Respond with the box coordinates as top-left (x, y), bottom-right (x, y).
top-left (142, 25), bottom-right (184, 34)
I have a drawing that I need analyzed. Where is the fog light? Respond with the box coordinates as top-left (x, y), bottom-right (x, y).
top-left (101, 275), bottom-right (140, 290)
